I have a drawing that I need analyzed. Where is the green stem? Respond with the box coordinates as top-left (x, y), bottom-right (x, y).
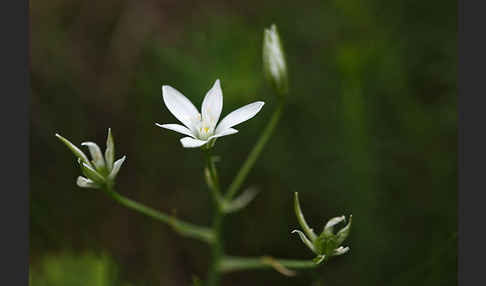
top-left (104, 187), bottom-right (214, 244)
top-left (204, 149), bottom-right (225, 286)
top-left (204, 150), bottom-right (223, 205)
top-left (206, 207), bottom-right (224, 286)
top-left (225, 100), bottom-right (285, 200)
top-left (220, 256), bottom-right (317, 275)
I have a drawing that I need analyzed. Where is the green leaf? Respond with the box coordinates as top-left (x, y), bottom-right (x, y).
top-left (222, 187), bottom-right (259, 213)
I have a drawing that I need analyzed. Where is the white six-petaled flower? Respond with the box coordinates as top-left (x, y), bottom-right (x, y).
top-left (156, 79), bottom-right (265, 148)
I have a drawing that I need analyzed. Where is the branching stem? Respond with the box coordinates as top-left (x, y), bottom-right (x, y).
top-left (225, 100), bottom-right (285, 200)
top-left (220, 256), bottom-right (317, 275)
top-left (104, 186), bottom-right (214, 244)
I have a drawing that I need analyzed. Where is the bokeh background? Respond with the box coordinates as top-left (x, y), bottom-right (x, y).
top-left (30, 0), bottom-right (457, 285)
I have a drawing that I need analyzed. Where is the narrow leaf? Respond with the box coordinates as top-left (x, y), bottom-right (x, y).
top-left (222, 187), bottom-right (259, 213)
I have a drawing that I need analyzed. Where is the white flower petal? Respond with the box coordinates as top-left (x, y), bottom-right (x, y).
top-left (324, 215), bottom-right (346, 234)
top-left (162, 85), bottom-right (200, 130)
top-left (76, 176), bottom-right (99, 189)
top-left (208, 128), bottom-right (238, 140)
top-left (333, 246), bottom-right (350, 256)
top-left (105, 128), bottom-right (115, 172)
top-left (109, 156), bottom-right (126, 180)
top-left (180, 137), bottom-right (208, 148)
top-left (155, 123), bottom-right (195, 138)
top-left (291, 229), bottom-right (316, 253)
top-left (81, 142), bottom-right (106, 171)
top-left (215, 101), bottom-right (265, 133)
top-left (202, 79), bottom-right (223, 130)
top-left (55, 133), bottom-right (91, 166)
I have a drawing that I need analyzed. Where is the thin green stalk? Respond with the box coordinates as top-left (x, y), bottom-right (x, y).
top-left (206, 210), bottom-right (224, 286)
top-left (104, 187), bottom-right (214, 243)
top-left (204, 149), bottom-right (225, 286)
top-left (220, 256), bottom-right (317, 275)
top-left (204, 151), bottom-right (223, 205)
top-left (225, 100), bottom-right (285, 200)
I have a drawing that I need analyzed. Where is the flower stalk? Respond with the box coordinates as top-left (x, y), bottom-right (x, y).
top-left (220, 256), bottom-right (317, 275)
top-left (204, 150), bottom-right (223, 207)
top-left (104, 186), bottom-right (215, 244)
top-left (225, 99), bottom-right (285, 200)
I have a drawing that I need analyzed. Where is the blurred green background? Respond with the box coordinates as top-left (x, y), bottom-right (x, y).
top-left (30, 0), bottom-right (457, 285)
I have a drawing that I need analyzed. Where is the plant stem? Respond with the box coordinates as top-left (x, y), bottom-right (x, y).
top-left (219, 256), bottom-right (317, 275)
top-left (204, 150), bottom-right (223, 205)
top-left (104, 186), bottom-right (214, 243)
top-left (204, 149), bottom-right (225, 286)
top-left (206, 210), bottom-right (224, 286)
top-left (225, 100), bottom-right (285, 200)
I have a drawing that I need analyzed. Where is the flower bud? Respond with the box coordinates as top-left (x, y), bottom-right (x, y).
top-left (291, 192), bottom-right (352, 264)
top-left (263, 24), bottom-right (289, 96)
top-left (56, 128), bottom-right (126, 190)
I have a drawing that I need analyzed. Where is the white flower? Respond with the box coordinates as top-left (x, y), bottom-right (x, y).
top-left (156, 79), bottom-right (265, 148)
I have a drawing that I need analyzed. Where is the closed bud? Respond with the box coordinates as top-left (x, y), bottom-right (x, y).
top-left (263, 24), bottom-right (289, 96)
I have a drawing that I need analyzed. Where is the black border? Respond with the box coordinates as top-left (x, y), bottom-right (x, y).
top-left (459, 0), bottom-right (486, 285)
top-left (1, 0), bottom-right (29, 284)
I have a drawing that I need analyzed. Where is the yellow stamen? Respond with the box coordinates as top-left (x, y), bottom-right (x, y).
top-left (204, 127), bottom-right (209, 133)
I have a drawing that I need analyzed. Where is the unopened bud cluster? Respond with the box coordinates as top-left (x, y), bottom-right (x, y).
top-left (55, 128), bottom-right (126, 190)
top-left (292, 192), bottom-right (352, 264)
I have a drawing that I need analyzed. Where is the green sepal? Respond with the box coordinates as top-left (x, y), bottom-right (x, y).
top-left (293, 192), bottom-right (317, 241)
top-left (105, 128), bottom-right (115, 172)
top-left (79, 159), bottom-right (106, 185)
top-left (55, 133), bottom-right (91, 166)
top-left (336, 215), bottom-right (352, 245)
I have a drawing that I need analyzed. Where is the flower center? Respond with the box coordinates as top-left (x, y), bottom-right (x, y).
top-left (193, 113), bottom-right (214, 140)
